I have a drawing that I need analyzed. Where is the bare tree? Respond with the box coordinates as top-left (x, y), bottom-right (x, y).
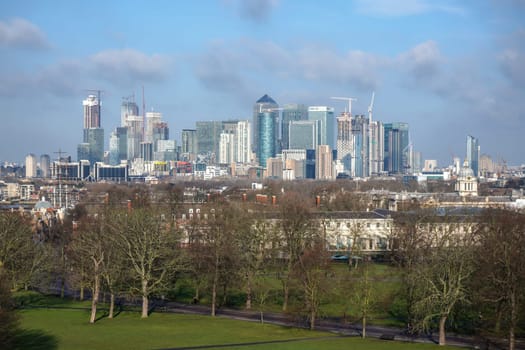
top-left (475, 209), bottom-right (525, 350)
top-left (112, 208), bottom-right (179, 318)
top-left (276, 192), bottom-right (315, 312)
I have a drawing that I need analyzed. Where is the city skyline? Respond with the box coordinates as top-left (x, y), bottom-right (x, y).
top-left (1, 1), bottom-right (524, 165)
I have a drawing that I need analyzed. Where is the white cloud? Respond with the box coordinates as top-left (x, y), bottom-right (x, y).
top-left (90, 49), bottom-right (172, 86)
top-left (398, 40), bottom-right (443, 80)
top-left (0, 18), bottom-right (51, 49)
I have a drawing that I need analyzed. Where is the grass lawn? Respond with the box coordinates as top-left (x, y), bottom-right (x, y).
top-left (17, 307), bottom-right (461, 350)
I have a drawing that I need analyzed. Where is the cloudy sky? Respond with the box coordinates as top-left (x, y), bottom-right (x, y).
top-left (1, 0), bottom-right (524, 166)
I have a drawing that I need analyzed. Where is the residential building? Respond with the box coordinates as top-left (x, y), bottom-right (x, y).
top-left (25, 153), bottom-right (37, 178)
top-left (316, 145), bottom-right (333, 180)
top-left (40, 154), bottom-right (50, 178)
top-left (384, 122), bottom-right (409, 174)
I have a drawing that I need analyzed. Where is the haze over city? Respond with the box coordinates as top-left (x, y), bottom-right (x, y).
top-left (1, 0), bottom-right (524, 165)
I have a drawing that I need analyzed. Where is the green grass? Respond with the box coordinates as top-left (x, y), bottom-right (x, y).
top-left (17, 307), bottom-right (461, 350)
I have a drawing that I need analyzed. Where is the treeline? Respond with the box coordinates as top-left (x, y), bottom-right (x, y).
top-left (1, 188), bottom-right (524, 349)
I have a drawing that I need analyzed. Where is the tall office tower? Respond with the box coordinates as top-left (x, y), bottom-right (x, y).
top-left (126, 115), bottom-right (144, 160)
top-left (152, 122), bottom-right (169, 152)
top-left (145, 111), bottom-right (162, 143)
top-left (121, 98), bottom-right (139, 127)
top-left (257, 110), bottom-right (279, 167)
top-left (308, 106), bottom-right (335, 148)
top-left (155, 139), bottom-right (177, 161)
top-left (289, 120), bottom-right (319, 150)
top-left (109, 127), bottom-right (128, 165)
top-left (40, 154), bottom-right (50, 178)
top-left (412, 151), bottom-right (422, 174)
top-left (25, 153), bottom-right (37, 178)
top-left (383, 122), bottom-right (409, 174)
top-left (316, 145), bottom-right (333, 180)
top-left (350, 115), bottom-right (369, 177)
top-left (196, 121), bottom-right (223, 159)
top-left (479, 154), bottom-right (493, 176)
top-left (466, 135), bottom-right (480, 176)
top-left (219, 131), bottom-right (235, 164)
top-left (369, 121), bottom-right (384, 175)
top-left (281, 104), bottom-right (307, 150)
top-left (336, 112), bottom-right (352, 175)
top-left (253, 94), bottom-right (278, 154)
top-left (236, 120), bottom-right (251, 163)
top-left (181, 129), bottom-right (197, 159)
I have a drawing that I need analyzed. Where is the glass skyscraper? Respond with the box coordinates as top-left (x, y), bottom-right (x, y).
top-left (383, 122), bottom-right (409, 174)
top-left (288, 120), bottom-right (318, 150)
top-left (281, 104), bottom-right (307, 150)
top-left (308, 106), bottom-right (335, 148)
top-left (257, 111), bottom-right (278, 167)
top-left (466, 135), bottom-right (479, 176)
top-left (253, 94), bottom-right (278, 154)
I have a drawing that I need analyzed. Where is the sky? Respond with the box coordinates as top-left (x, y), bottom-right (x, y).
top-left (1, 0), bottom-right (524, 166)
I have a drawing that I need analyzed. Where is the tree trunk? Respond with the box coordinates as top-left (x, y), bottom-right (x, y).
top-left (282, 280), bottom-right (289, 312)
top-left (509, 292), bottom-right (517, 350)
top-left (108, 293), bottom-right (115, 319)
top-left (141, 279), bottom-right (148, 318)
top-left (362, 315), bottom-right (367, 339)
top-left (439, 315), bottom-right (447, 346)
top-left (310, 309), bottom-right (316, 330)
top-left (245, 278), bottom-right (252, 310)
top-left (260, 310), bottom-right (264, 324)
top-left (80, 284), bottom-right (84, 301)
top-left (211, 255), bottom-right (219, 316)
top-left (89, 274), bottom-right (100, 324)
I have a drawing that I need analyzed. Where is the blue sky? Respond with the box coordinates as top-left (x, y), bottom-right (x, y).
top-left (1, 0), bottom-right (524, 166)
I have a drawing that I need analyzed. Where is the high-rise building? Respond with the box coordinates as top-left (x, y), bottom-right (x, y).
top-left (126, 115), bottom-right (144, 160)
top-left (289, 120), bottom-right (319, 150)
top-left (196, 121), bottom-right (223, 159)
top-left (316, 145), bottom-right (333, 180)
top-left (336, 112), bottom-right (352, 175)
top-left (109, 127), bottom-right (128, 165)
top-left (121, 99), bottom-right (139, 127)
top-left (369, 121), bottom-right (384, 175)
top-left (466, 135), bottom-right (480, 176)
top-left (282, 149), bottom-right (306, 179)
top-left (383, 122), bottom-right (409, 174)
top-left (308, 106), bottom-right (335, 148)
top-left (266, 157), bottom-right (283, 178)
top-left (281, 104), bottom-right (307, 150)
top-left (78, 94), bottom-right (104, 165)
top-left (253, 94), bottom-right (278, 154)
top-left (155, 140), bottom-right (177, 161)
top-left (145, 112), bottom-right (162, 143)
top-left (257, 110), bottom-right (278, 167)
top-left (40, 154), bottom-right (50, 178)
top-left (83, 95), bottom-right (100, 129)
top-left (236, 121), bottom-right (251, 164)
top-left (219, 131), bottom-right (235, 164)
top-left (25, 153), bottom-right (37, 178)
top-left (181, 129), bottom-right (197, 159)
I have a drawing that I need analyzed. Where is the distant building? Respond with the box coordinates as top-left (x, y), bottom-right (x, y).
top-left (109, 127), bottom-right (128, 165)
top-left (308, 106), bottom-right (335, 148)
top-left (181, 129), bottom-right (197, 159)
top-left (266, 157), bottom-right (283, 178)
top-left (316, 145), bottom-right (333, 180)
top-left (384, 122), bottom-right (409, 174)
top-left (281, 104), bottom-right (307, 150)
top-left (253, 94), bottom-right (278, 155)
top-left (466, 135), bottom-right (480, 177)
top-left (196, 121), bottom-right (222, 158)
top-left (40, 154), bottom-right (50, 178)
top-left (455, 160), bottom-right (478, 196)
top-left (289, 120), bottom-right (318, 150)
top-left (25, 153), bottom-right (37, 178)
top-left (78, 94), bottom-right (104, 165)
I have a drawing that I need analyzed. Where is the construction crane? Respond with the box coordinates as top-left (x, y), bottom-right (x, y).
top-left (330, 96), bottom-right (357, 115)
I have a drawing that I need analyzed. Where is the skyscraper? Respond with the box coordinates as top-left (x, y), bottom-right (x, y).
top-left (466, 135), bottom-right (480, 176)
top-left (196, 121), bottom-right (223, 158)
top-left (308, 106), bottom-right (335, 148)
top-left (369, 121), bottom-right (384, 175)
top-left (181, 129), bottom-right (197, 159)
top-left (109, 127), bottom-right (128, 165)
top-left (281, 104), bottom-right (307, 150)
top-left (253, 94), bottom-right (278, 155)
top-left (40, 154), bottom-right (51, 178)
top-left (383, 122), bottom-right (409, 174)
top-left (121, 98), bottom-right (139, 127)
top-left (25, 153), bottom-right (37, 178)
top-left (78, 94), bottom-right (104, 165)
top-left (289, 120), bottom-right (318, 150)
top-left (316, 145), bottom-right (333, 180)
top-left (257, 110), bottom-right (278, 167)
top-left (236, 121), bottom-right (251, 164)
top-left (336, 112), bottom-right (352, 175)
